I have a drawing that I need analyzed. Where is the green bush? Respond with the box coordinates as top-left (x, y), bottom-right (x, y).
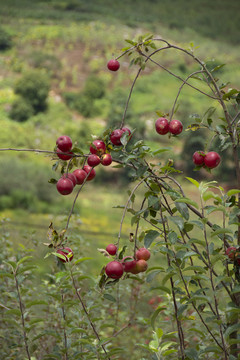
top-left (83, 75), bottom-right (105, 100)
top-left (0, 27), bottom-right (12, 51)
top-left (14, 70), bottom-right (50, 114)
top-left (9, 96), bottom-right (34, 122)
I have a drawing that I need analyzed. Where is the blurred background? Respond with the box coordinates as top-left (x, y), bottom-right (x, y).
top-left (0, 0), bottom-right (239, 268)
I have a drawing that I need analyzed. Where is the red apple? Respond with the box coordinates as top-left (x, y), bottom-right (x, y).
top-left (169, 119), bottom-right (183, 135)
top-left (56, 177), bottom-right (74, 195)
top-left (73, 169), bottom-right (87, 184)
top-left (105, 261), bottom-right (124, 279)
top-left (130, 259), bottom-right (148, 274)
top-left (89, 140), bottom-right (106, 155)
top-left (87, 154), bottom-right (101, 167)
top-left (56, 148), bottom-right (74, 161)
top-left (106, 244), bottom-right (117, 256)
top-left (204, 151), bottom-right (221, 169)
top-left (83, 165), bottom-right (96, 181)
top-left (56, 135), bottom-right (72, 152)
top-left (136, 248), bottom-right (151, 261)
top-left (122, 256), bottom-right (137, 273)
top-left (61, 173), bottom-right (77, 187)
top-left (226, 246), bottom-right (237, 260)
top-left (101, 153), bottom-right (112, 166)
top-left (122, 127), bottom-right (132, 140)
top-left (56, 247), bottom-right (74, 262)
top-left (110, 129), bottom-right (124, 146)
top-left (107, 59), bottom-right (120, 71)
top-left (193, 151), bottom-right (205, 166)
top-left (155, 117), bottom-right (169, 135)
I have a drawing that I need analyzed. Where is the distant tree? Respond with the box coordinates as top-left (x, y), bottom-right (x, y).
top-left (14, 70), bottom-right (50, 114)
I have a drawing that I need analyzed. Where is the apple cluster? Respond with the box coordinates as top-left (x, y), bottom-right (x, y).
top-left (155, 117), bottom-right (183, 136)
top-left (55, 129), bottom-right (132, 196)
top-left (192, 150), bottom-right (221, 169)
top-left (104, 245), bottom-right (151, 279)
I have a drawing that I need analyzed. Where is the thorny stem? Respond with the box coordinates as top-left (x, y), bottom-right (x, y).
top-left (70, 267), bottom-right (110, 360)
top-left (13, 269), bottom-right (31, 360)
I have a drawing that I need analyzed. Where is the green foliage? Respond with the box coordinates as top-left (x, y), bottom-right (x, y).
top-left (14, 70), bottom-right (50, 115)
top-left (28, 50), bottom-right (62, 75)
top-left (0, 157), bottom-right (56, 211)
top-left (0, 26), bottom-right (12, 50)
top-left (63, 75), bottom-right (106, 117)
top-left (9, 96), bottom-right (34, 122)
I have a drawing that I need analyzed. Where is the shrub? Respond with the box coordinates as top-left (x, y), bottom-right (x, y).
top-left (9, 96), bottom-right (34, 122)
top-left (0, 27), bottom-right (12, 51)
top-left (14, 70), bottom-right (50, 114)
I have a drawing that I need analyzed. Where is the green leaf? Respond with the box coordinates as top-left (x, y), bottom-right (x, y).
top-left (169, 216), bottom-right (184, 231)
top-left (151, 307), bottom-right (166, 330)
top-left (175, 197), bottom-right (199, 209)
top-left (150, 285), bottom-right (171, 295)
top-left (74, 257), bottom-right (93, 265)
top-left (211, 228), bottom-right (233, 237)
top-left (174, 201), bottom-right (189, 220)
top-left (6, 309), bottom-right (21, 316)
top-left (17, 256), bottom-right (33, 266)
top-left (156, 328), bottom-right (163, 339)
top-left (103, 294), bottom-right (116, 302)
top-left (227, 189), bottom-right (240, 197)
top-left (144, 230), bottom-right (160, 248)
top-left (186, 177), bottom-right (199, 188)
top-left (25, 300), bottom-right (48, 308)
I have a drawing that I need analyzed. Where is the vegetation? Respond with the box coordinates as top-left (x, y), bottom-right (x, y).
top-left (0, 1), bottom-right (240, 359)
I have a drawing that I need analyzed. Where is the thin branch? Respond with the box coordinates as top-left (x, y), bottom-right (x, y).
top-left (61, 292), bottom-right (69, 360)
top-left (70, 268), bottom-right (110, 360)
top-left (14, 270), bottom-right (31, 360)
top-left (117, 176), bottom-right (149, 248)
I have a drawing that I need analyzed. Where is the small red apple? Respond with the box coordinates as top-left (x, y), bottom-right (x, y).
top-left (155, 117), bottom-right (169, 135)
top-left (106, 244), bottom-right (117, 256)
top-left (56, 177), bottom-right (74, 195)
top-left (87, 154), bottom-right (101, 167)
top-left (204, 151), bottom-right (221, 169)
top-left (56, 247), bottom-right (74, 262)
top-left (122, 256), bottom-right (137, 273)
top-left (110, 129), bottom-right (124, 146)
top-left (61, 173), bottom-right (77, 187)
top-left (101, 153), bottom-right (112, 166)
top-left (56, 135), bottom-right (72, 152)
top-left (130, 259), bottom-right (148, 274)
top-left (122, 127), bottom-right (132, 140)
top-left (105, 261), bottom-right (124, 279)
top-left (83, 165), bottom-right (96, 181)
top-left (226, 246), bottom-right (237, 260)
top-left (107, 59), bottom-right (120, 71)
top-left (193, 151), bottom-right (205, 166)
top-left (136, 248), bottom-right (151, 261)
top-left (73, 169), bottom-right (87, 184)
top-left (56, 148), bottom-right (74, 161)
top-left (89, 140), bottom-right (106, 155)
top-left (169, 119), bottom-right (183, 135)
